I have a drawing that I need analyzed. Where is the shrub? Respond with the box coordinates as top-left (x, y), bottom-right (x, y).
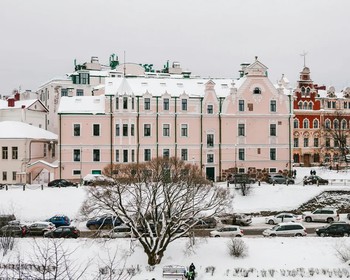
top-left (227, 238), bottom-right (248, 258)
top-left (0, 235), bottom-right (15, 256)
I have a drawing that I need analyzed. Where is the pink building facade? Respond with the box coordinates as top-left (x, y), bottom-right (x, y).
top-left (57, 58), bottom-right (293, 182)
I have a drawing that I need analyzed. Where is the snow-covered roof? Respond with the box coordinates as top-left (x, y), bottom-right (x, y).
top-left (0, 121), bottom-right (57, 140)
top-left (58, 96), bottom-right (105, 114)
top-left (105, 77), bottom-right (247, 98)
top-left (0, 99), bottom-right (46, 110)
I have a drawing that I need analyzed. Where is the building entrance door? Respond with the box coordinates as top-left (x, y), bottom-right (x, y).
top-left (206, 167), bottom-right (215, 181)
top-left (303, 154), bottom-right (311, 167)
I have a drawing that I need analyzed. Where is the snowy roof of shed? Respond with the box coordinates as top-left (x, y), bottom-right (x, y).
top-left (0, 121), bottom-right (57, 140)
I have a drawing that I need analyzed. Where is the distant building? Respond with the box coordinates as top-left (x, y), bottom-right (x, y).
top-left (57, 58), bottom-right (293, 182)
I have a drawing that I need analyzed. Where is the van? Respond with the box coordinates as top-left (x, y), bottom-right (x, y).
top-left (262, 222), bottom-right (307, 237)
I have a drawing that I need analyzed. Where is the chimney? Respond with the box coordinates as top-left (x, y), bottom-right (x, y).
top-left (14, 92), bottom-right (20, 101)
top-left (7, 98), bottom-right (15, 107)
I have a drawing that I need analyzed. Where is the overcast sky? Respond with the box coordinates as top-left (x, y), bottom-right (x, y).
top-left (1, 0), bottom-right (350, 95)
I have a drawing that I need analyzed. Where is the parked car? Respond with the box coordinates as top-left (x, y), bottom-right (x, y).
top-left (27, 222), bottom-right (56, 236)
top-left (265, 213), bottom-right (302, 225)
top-left (46, 215), bottom-right (71, 227)
top-left (48, 179), bottom-right (78, 188)
top-left (190, 217), bottom-right (217, 229)
top-left (228, 174), bottom-right (256, 185)
top-left (267, 174), bottom-right (295, 184)
top-left (209, 226), bottom-right (244, 237)
top-left (86, 215), bottom-right (123, 230)
top-left (303, 175), bottom-right (329, 185)
top-left (316, 222), bottom-right (350, 237)
top-left (262, 222), bottom-right (307, 237)
top-left (0, 214), bottom-right (16, 227)
top-left (218, 213), bottom-right (252, 226)
top-left (44, 226), bottom-right (80, 238)
top-left (0, 224), bottom-right (27, 237)
top-left (101, 224), bottom-right (134, 238)
top-left (303, 208), bottom-right (339, 223)
top-left (83, 174), bottom-right (113, 186)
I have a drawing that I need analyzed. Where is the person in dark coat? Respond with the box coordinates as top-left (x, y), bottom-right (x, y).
top-left (189, 263), bottom-right (195, 272)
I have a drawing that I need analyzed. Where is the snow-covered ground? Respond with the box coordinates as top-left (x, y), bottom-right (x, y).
top-left (1, 167), bottom-right (350, 279)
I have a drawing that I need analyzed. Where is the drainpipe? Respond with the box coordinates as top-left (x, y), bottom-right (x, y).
top-left (174, 97), bottom-right (178, 158)
top-left (59, 114), bottom-right (62, 179)
top-left (136, 96), bottom-right (140, 164)
top-left (156, 97), bottom-right (159, 158)
top-left (200, 97), bottom-right (203, 173)
top-left (288, 91), bottom-right (292, 176)
top-left (219, 97), bottom-right (223, 181)
top-left (110, 95), bottom-right (113, 172)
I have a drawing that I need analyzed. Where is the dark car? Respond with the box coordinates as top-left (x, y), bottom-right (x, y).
top-left (46, 215), bottom-right (71, 227)
top-left (48, 179), bottom-right (78, 188)
top-left (27, 222), bottom-right (56, 236)
top-left (190, 217), bottom-right (217, 229)
top-left (316, 222), bottom-right (350, 237)
top-left (0, 224), bottom-right (27, 237)
top-left (228, 174), bottom-right (256, 185)
top-left (44, 226), bottom-right (80, 238)
top-left (267, 174), bottom-right (295, 184)
top-left (303, 175), bottom-right (329, 185)
top-left (86, 215), bottom-right (123, 230)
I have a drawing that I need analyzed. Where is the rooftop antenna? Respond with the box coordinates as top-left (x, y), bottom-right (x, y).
top-left (123, 50), bottom-right (126, 77)
top-left (300, 51), bottom-right (308, 67)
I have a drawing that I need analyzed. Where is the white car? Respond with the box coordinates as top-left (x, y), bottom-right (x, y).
top-left (101, 225), bottom-right (134, 238)
top-left (303, 208), bottom-right (339, 223)
top-left (209, 226), bottom-right (243, 237)
top-left (262, 222), bottom-right (307, 237)
top-left (265, 213), bottom-right (302, 225)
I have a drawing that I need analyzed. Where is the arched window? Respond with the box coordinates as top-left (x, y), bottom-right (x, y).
top-left (303, 119), bottom-right (309, 128)
top-left (306, 87), bottom-right (311, 95)
top-left (313, 119), bottom-right (319, 129)
top-left (308, 102), bottom-right (313, 110)
top-left (298, 101), bottom-right (303, 109)
top-left (253, 87), bottom-right (261, 94)
top-left (293, 119), bottom-right (299, 129)
top-left (342, 119), bottom-right (347, 130)
top-left (303, 102), bottom-right (308, 110)
top-left (325, 119), bottom-right (331, 129)
top-left (334, 119), bottom-right (339, 129)
top-left (301, 87), bottom-right (306, 94)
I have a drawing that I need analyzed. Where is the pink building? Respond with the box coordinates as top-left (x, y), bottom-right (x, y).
top-left (57, 58), bottom-right (292, 182)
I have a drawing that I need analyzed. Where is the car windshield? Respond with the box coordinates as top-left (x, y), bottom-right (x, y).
top-left (272, 225), bottom-right (280, 230)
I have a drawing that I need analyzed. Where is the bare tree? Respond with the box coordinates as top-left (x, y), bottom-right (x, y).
top-left (81, 157), bottom-right (231, 265)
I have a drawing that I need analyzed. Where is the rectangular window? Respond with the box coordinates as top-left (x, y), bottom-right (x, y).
top-left (131, 98), bottom-right (135, 110)
top-left (123, 124), bottom-right (128, 136)
top-left (61, 89), bottom-right (68, 97)
top-left (314, 138), bottom-right (319, 147)
top-left (2, 171), bottom-right (7, 181)
top-left (294, 138), bottom-right (299, 148)
top-left (163, 149), bottom-right (170, 159)
top-left (73, 124), bottom-right (80, 136)
top-left (270, 124), bottom-right (276, 136)
top-left (182, 99), bottom-right (187, 111)
top-left (181, 149), bottom-right (188, 161)
top-left (335, 140), bottom-right (339, 148)
top-left (116, 98), bottom-right (119, 110)
top-left (144, 124), bottom-right (151, 136)
top-left (80, 73), bottom-right (89, 84)
top-left (131, 150), bottom-right (135, 162)
top-left (326, 138), bottom-right (330, 147)
top-left (43, 144), bottom-right (47, 157)
top-left (344, 102), bottom-right (348, 109)
top-left (207, 134), bottom-right (214, 147)
top-left (12, 147), bottom-right (18, 160)
top-left (93, 149), bottom-right (100, 162)
top-left (12, 171), bottom-right (16, 181)
top-left (2, 147), bottom-right (8, 159)
top-left (73, 149), bottom-right (81, 161)
top-left (73, 170), bottom-right (81, 175)
top-left (115, 150), bottom-right (120, 162)
top-left (93, 124), bottom-right (100, 136)
top-left (144, 98), bottom-right (150, 110)
top-left (116, 124), bottom-right (120, 136)
top-left (207, 105), bottom-right (213, 114)
top-left (144, 149), bottom-right (151, 161)
top-left (181, 124), bottom-right (188, 137)
top-left (207, 154), bottom-right (214, 163)
top-left (270, 148), bottom-right (276, 160)
top-left (304, 138), bottom-right (309, 147)
top-left (238, 100), bottom-right (244, 112)
top-left (238, 124), bottom-right (245, 136)
top-left (76, 89), bottom-right (84, 96)
top-left (163, 124), bottom-right (170, 137)
top-left (163, 98), bottom-right (169, 110)
top-left (238, 148), bottom-right (245, 160)
top-left (123, 97), bottom-right (128, 109)
top-left (131, 124), bottom-right (135, 136)
top-left (270, 100), bottom-right (277, 112)
top-left (123, 150), bottom-right (128, 162)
